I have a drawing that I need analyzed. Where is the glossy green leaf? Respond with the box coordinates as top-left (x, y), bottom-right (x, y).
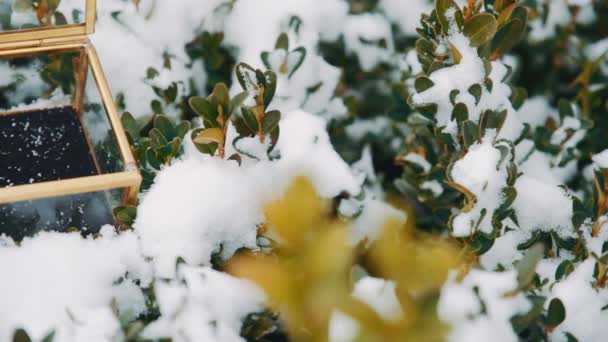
top-left (154, 115), bottom-right (176, 141)
top-left (451, 102), bottom-right (469, 123)
top-left (491, 18), bottom-right (525, 57)
top-left (275, 32), bottom-right (289, 50)
top-left (262, 110), bottom-right (281, 134)
top-left (415, 76), bottom-right (435, 93)
top-left (12, 329), bottom-right (32, 342)
top-left (462, 120), bottom-right (480, 148)
top-left (463, 13), bottom-right (498, 47)
top-left (242, 107), bottom-right (260, 133)
top-left (546, 298), bottom-right (566, 328)
top-left (468, 84), bottom-right (482, 105)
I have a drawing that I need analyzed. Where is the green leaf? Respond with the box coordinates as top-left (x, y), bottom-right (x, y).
top-left (154, 115), bottom-right (176, 141)
top-left (242, 107), bottom-right (259, 133)
top-left (212, 83), bottom-right (231, 115)
top-left (275, 32), bottom-right (289, 50)
top-left (479, 109), bottom-right (507, 136)
top-left (176, 121), bottom-right (191, 139)
top-left (510, 86), bottom-right (527, 110)
top-left (407, 113), bottom-right (435, 126)
top-left (416, 38), bottom-right (435, 59)
top-left (231, 91), bottom-right (250, 115)
top-left (451, 102), bottom-right (469, 123)
top-left (288, 47), bottom-right (307, 78)
top-left (468, 84), bottom-right (482, 105)
top-left (462, 120), bottom-right (480, 148)
top-left (148, 128), bottom-right (168, 147)
top-left (262, 110), bottom-right (281, 135)
top-left (463, 13), bottom-right (498, 47)
top-left (436, 0), bottom-right (464, 35)
top-left (189, 97), bottom-right (216, 121)
top-left (417, 103), bottom-right (438, 117)
top-left (145, 148), bottom-right (162, 170)
top-left (491, 18), bottom-right (525, 57)
top-left (121, 112), bottom-right (140, 141)
top-left (470, 233), bottom-right (495, 255)
top-left (263, 71), bottom-right (277, 108)
top-left (555, 260), bottom-right (574, 281)
top-left (546, 298), bottom-right (566, 328)
top-left (12, 329), bottom-right (32, 342)
top-left (235, 63), bottom-right (258, 92)
top-left (516, 243), bottom-right (544, 289)
top-left (415, 76), bottom-right (435, 93)
top-left (113, 206), bottom-right (137, 226)
top-left (449, 89), bottom-right (460, 105)
top-left (41, 331), bottom-right (55, 342)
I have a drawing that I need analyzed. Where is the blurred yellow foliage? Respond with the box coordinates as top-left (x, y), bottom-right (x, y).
top-left (228, 177), bottom-right (461, 342)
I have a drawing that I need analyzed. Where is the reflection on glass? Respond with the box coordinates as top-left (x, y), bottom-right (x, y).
top-left (0, 48), bottom-right (124, 238)
top-left (0, 189), bottom-right (120, 241)
top-left (0, 0), bottom-right (86, 31)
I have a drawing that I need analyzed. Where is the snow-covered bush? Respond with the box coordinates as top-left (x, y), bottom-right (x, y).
top-left (2, 0), bottom-right (608, 341)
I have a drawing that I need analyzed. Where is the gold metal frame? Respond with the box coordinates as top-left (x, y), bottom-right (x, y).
top-left (0, 0), bottom-right (96, 45)
top-left (0, 0), bottom-right (142, 206)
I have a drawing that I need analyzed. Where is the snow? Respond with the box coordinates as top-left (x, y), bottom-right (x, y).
top-left (350, 199), bottom-right (407, 246)
top-left (403, 152), bottom-right (431, 173)
top-left (1, 0), bottom-right (606, 341)
top-left (136, 109), bottom-right (361, 278)
top-left (141, 265), bottom-right (265, 341)
top-left (450, 133), bottom-right (508, 237)
top-left (421, 180), bottom-right (444, 197)
top-left (378, 0), bottom-right (432, 36)
top-left (0, 228), bottom-right (151, 341)
top-left (329, 311), bottom-right (360, 342)
top-left (328, 276), bottom-right (403, 342)
top-left (352, 277), bottom-right (403, 321)
top-left (439, 270), bottom-right (531, 342)
top-left (548, 260), bottom-right (608, 341)
top-left (134, 156), bottom-right (267, 279)
top-left (513, 176), bottom-right (575, 239)
top-left (410, 33), bottom-right (523, 141)
top-left (529, 0), bottom-right (571, 42)
top-left (343, 13), bottom-right (394, 71)
top-left (592, 149), bottom-right (608, 169)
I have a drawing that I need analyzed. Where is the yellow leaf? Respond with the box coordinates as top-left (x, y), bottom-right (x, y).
top-left (193, 128), bottom-right (224, 145)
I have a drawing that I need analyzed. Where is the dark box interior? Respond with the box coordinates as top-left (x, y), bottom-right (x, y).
top-left (0, 106), bottom-right (112, 240)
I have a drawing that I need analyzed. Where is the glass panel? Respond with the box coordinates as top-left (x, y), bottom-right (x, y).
top-left (0, 47), bottom-right (124, 190)
top-left (82, 66), bottom-right (125, 174)
top-left (0, 188), bottom-right (122, 241)
top-left (0, 0), bottom-right (87, 32)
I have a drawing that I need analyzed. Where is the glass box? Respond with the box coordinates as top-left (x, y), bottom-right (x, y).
top-left (0, 0), bottom-right (141, 239)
